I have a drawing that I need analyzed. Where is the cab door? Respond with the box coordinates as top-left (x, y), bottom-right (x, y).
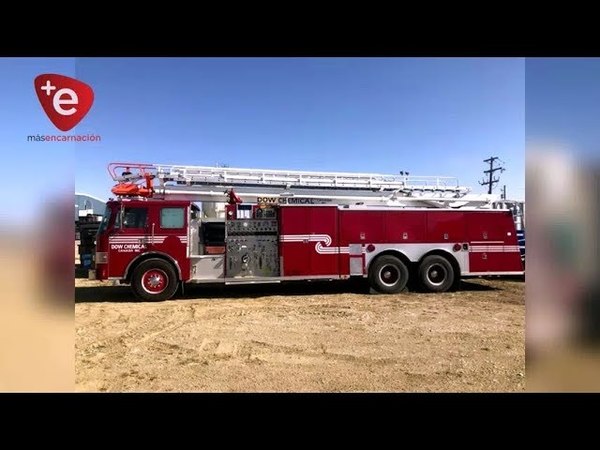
top-left (108, 205), bottom-right (150, 277)
top-left (149, 204), bottom-right (189, 280)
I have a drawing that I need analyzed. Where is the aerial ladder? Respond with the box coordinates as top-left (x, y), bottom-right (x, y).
top-left (107, 162), bottom-right (499, 209)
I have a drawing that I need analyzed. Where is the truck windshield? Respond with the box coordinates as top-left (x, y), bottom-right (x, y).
top-left (97, 206), bottom-right (112, 236)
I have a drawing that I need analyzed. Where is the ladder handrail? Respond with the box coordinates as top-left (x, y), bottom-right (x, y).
top-left (107, 162), bottom-right (499, 207)
top-left (156, 164), bottom-right (463, 189)
top-left (157, 163), bottom-right (459, 180)
top-left (109, 162), bottom-right (469, 193)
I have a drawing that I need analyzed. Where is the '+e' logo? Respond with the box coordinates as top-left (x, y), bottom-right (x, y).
top-left (34, 74), bottom-right (94, 132)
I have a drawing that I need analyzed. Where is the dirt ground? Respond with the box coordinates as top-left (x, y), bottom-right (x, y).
top-left (75, 277), bottom-right (525, 392)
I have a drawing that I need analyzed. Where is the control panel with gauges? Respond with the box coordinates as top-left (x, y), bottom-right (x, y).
top-left (225, 215), bottom-right (280, 278)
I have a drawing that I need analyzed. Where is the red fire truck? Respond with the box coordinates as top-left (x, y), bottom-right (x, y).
top-left (91, 162), bottom-right (524, 301)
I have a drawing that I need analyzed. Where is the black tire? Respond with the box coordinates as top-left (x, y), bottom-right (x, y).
top-left (131, 259), bottom-right (179, 301)
top-left (368, 255), bottom-right (409, 294)
top-left (419, 255), bottom-right (455, 293)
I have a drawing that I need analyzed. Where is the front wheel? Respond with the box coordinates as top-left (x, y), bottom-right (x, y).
top-left (368, 255), bottom-right (409, 294)
top-left (132, 259), bottom-right (179, 301)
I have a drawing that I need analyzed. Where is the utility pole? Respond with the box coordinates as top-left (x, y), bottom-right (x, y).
top-left (479, 157), bottom-right (505, 195)
top-left (502, 185), bottom-right (506, 200)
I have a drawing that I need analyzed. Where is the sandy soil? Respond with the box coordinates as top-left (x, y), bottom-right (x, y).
top-left (75, 277), bottom-right (524, 392)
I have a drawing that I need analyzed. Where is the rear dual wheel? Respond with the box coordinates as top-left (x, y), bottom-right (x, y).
top-left (418, 255), bottom-right (455, 293)
top-left (369, 254), bottom-right (456, 294)
top-left (369, 255), bottom-right (409, 294)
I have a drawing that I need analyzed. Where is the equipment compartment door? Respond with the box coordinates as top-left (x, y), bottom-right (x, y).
top-left (338, 210), bottom-right (385, 277)
top-left (426, 211), bottom-right (466, 243)
top-left (279, 206), bottom-right (339, 277)
top-left (466, 211), bottom-right (522, 272)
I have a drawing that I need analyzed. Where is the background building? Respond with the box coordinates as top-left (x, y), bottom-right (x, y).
top-left (75, 193), bottom-right (105, 269)
top-left (75, 193), bottom-right (106, 223)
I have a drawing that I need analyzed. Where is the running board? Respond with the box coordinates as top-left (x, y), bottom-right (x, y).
top-left (225, 279), bottom-right (282, 285)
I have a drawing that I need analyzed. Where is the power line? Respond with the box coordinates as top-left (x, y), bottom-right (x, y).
top-left (479, 156), bottom-right (505, 195)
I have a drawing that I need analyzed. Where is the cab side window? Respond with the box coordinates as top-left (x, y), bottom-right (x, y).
top-left (120, 207), bottom-right (148, 229)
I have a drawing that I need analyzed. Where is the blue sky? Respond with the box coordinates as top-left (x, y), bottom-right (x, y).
top-left (0, 58), bottom-right (75, 224)
top-left (526, 57), bottom-right (600, 160)
top-left (0, 58), bottom-right (525, 223)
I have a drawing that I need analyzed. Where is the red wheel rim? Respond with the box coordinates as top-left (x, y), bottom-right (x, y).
top-left (142, 269), bottom-right (168, 294)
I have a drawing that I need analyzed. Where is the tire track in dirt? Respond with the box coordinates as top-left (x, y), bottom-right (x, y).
top-left (76, 278), bottom-right (525, 392)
